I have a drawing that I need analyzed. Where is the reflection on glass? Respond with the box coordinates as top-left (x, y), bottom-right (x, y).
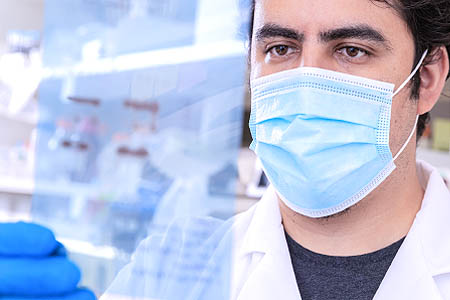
top-left (33, 0), bottom-right (248, 296)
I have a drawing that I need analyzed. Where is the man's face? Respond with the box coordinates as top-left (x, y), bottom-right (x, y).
top-left (250, 0), bottom-right (418, 156)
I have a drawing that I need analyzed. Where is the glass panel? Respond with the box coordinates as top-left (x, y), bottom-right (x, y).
top-left (32, 0), bottom-right (248, 296)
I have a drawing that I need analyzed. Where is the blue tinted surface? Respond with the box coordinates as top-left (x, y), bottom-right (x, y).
top-left (33, 0), bottom-right (248, 296)
top-left (43, 0), bottom-right (198, 67)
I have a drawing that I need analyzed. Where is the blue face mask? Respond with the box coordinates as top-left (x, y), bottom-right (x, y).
top-left (249, 51), bottom-right (428, 218)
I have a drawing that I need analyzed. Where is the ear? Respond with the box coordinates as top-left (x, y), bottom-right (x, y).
top-left (417, 46), bottom-right (450, 115)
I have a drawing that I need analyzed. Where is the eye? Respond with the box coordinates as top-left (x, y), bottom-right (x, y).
top-left (266, 45), bottom-right (296, 58)
top-left (272, 45), bottom-right (289, 56)
top-left (337, 46), bottom-right (370, 60)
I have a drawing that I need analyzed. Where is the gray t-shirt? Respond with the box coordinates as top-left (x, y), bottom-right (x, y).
top-left (285, 232), bottom-right (404, 300)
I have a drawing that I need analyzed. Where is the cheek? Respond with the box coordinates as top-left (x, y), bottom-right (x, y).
top-left (249, 48), bottom-right (263, 80)
top-left (250, 52), bottom-right (278, 79)
top-left (388, 92), bottom-right (417, 155)
top-left (389, 112), bottom-right (400, 153)
top-left (250, 62), bottom-right (263, 81)
top-left (389, 99), bottom-right (405, 154)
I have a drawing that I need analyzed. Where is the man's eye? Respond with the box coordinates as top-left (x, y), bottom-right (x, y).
top-left (267, 45), bottom-right (293, 57)
top-left (337, 46), bottom-right (369, 59)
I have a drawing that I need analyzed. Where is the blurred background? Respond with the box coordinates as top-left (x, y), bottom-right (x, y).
top-left (0, 0), bottom-right (448, 296)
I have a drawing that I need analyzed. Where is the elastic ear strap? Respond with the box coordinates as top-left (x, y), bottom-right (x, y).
top-left (393, 50), bottom-right (429, 97)
top-left (393, 115), bottom-right (419, 161)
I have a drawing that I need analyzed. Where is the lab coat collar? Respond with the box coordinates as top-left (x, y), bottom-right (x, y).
top-left (240, 185), bottom-right (282, 255)
top-left (237, 185), bottom-right (301, 300)
top-left (374, 160), bottom-right (450, 299)
top-left (414, 160), bottom-right (450, 276)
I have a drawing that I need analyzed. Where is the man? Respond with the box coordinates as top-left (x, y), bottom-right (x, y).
top-left (1, 0), bottom-right (449, 299)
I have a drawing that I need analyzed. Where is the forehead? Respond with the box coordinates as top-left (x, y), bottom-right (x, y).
top-left (253, 0), bottom-right (409, 42)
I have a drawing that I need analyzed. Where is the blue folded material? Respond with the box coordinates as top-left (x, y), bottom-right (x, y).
top-left (0, 256), bottom-right (81, 296)
top-left (0, 288), bottom-right (96, 300)
top-left (0, 222), bottom-right (58, 257)
top-left (0, 222), bottom-right (95, 299)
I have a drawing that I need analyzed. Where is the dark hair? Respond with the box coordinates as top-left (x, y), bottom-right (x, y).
top-left (247, 0), bottom-right (450, 139)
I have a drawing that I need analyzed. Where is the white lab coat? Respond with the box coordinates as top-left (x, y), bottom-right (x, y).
top-left (101, 160), bottom-right (450, 300)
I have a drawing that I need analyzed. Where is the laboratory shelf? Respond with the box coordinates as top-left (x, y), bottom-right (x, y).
top-left (0, 176), bottom-right (98, 197)
top-left (0, 107), bottom-right (38, 126)
top-left (0, 175), bottom-right (33, 195)
top-left (43, 40), bottom-right (246, 79)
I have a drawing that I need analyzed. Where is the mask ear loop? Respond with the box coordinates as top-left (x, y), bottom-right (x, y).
top-left (392, 50), bottom-right (428, 160)
top-left (392, 50), bottom-right (428, 97)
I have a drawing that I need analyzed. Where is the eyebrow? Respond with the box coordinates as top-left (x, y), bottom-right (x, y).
top-left (255, 23), bottom-right (392, 51)
top-left (255, 24), bottom-right (304, 43)
top-left (319, 24), bottom-right (392, 50)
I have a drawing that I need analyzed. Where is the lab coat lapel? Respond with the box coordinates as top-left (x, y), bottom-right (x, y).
top-left (236, 186), bottom-right (301, 300)
top-left (373, 228), bottom-right (443, 299)
top-left (414, 161), bottom-right (450, 277)
top-left (236, 251), bottom-right (300, 300)
top-left (374, 161), bottom-right (450, 299)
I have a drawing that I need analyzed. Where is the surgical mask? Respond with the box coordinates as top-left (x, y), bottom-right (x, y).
top-left (249, 51), bottom-right (428, 218)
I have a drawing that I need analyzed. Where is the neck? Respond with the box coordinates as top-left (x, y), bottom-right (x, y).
top-left (281, 146), bottom-right (424, 256)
